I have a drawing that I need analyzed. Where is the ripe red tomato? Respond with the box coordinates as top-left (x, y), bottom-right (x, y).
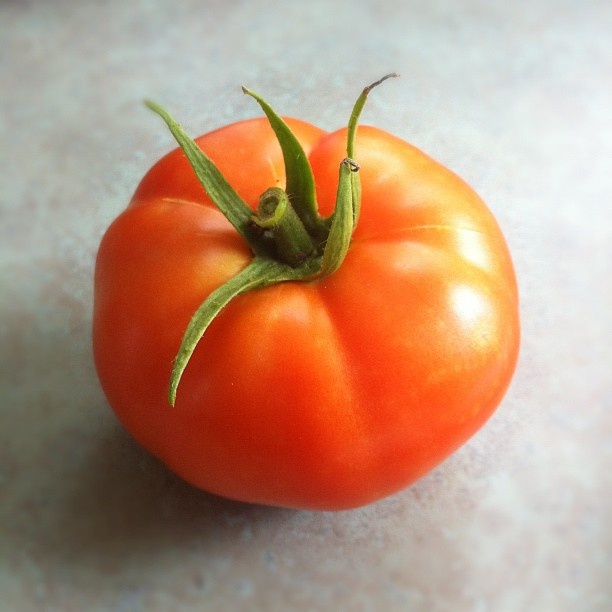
top-left (93, 80), bottom-right (519, 510)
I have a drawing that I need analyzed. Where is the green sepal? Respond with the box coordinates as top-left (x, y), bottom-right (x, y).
top-left (144, 100), bottom-right (269, 257)
top-left (346, 73), bottom-right (397, 227)
top-left (346, 73), bottom-right (399, 160)
top-left (319, 158), bottom-right (360, 277)
top-left (169, 255), bottom-right (321, 406)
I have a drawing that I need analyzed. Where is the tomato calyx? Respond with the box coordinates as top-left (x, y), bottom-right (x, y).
top-left (145, 74), bottom-right (398, 405)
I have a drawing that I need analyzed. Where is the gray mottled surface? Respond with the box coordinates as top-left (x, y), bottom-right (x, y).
top-left (1, 0), bottom-right (611, 610)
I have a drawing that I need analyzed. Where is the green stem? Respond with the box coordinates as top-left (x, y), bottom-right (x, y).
top-left (252, 188), bottom-right (316, 267)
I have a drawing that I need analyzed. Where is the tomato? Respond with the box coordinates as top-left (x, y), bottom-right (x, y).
top-left (93, 78), bottom-right (519, 510)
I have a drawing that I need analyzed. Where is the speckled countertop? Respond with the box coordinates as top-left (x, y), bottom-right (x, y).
top-left (1, 1), bottom-right (611, 610)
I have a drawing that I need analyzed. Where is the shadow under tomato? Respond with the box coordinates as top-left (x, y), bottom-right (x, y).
top-left (3, 293), bottom-right (495, 604)
top-left (32, 418), bottom-right (295, 581)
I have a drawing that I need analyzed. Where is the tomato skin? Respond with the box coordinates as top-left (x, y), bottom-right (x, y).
top-left (94, 117), bottom-right (519, 510)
